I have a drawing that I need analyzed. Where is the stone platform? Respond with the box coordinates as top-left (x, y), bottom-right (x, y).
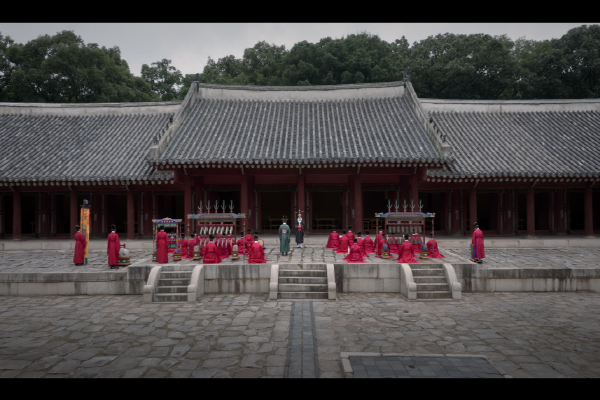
top-left (0, 244), bottom-right (599, 296)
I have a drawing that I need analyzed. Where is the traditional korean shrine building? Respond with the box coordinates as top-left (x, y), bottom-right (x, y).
top-left (1, 80), bottom-right (599, 240)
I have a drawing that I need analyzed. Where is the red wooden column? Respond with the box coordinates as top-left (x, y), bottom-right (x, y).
top-left (469, 188), bottom-right (477, 233)
top-left (401, 176), bottom-right (410, 205)
top-left (70, 190), bottom-right (78, 239)
top-left (13, 191), bottom-right (21, 240)
top-left (297, 174), bottom-right (306, 220)
top-left (127, 190), bottom-right (135, 240)
top-left (451, 189), bottom-right (461, 235)
top-left (556, 189), bottom-right (565, 234)
top-left (184, 176), bottom-right (192, 237)
top-left (40, 192), bottom-right (50, 238)
top-left (194, 177), bottom-right (203, 234)
top-left (241, 174), bottom-right (248, 233)
top-left (502, 189), bottom-right (513, 235)
top-left (353, 174), bottom-right (362, 231)
top-left (526, 187), bottom-right (535, 237)
top-left (584, 186), bottom-right (594, 237)
top-left (410, 174), bottom-right (419, 211)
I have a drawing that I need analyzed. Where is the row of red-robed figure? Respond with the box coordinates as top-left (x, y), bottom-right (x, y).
top-left (155, 231), bottom-right (266, 264)
top-left (325, 229), bottom-right (445, 264)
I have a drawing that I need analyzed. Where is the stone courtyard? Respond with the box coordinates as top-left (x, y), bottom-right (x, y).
top-left (0, 292), bottom-right (599, 378)
top-left (2, 245), bottom-right (600, 272)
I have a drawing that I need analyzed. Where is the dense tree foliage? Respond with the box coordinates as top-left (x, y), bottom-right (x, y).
top-left (1, 26), bottom-right (600, 102)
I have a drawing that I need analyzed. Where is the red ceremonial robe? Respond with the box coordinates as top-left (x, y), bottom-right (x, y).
top-left (411, 234), bottom-right (421, 254)
top-left (472, 229), bottom-right (485, 259)
top-left (107, 232), bottom-right (120, 266)
top-left (336, 235), bottom-right (349, 254)
top-left (375, 237), bottom-right (386, 258)
top-left (396, 240), bottom-right (418, 263)
top-left (184, 236), bottom-right (195, 259)
top-left (326, 232), bottom-right (339, 249)
top-left (237, 238), bottom-right (247, 254)
top-left (203, 242), bottom-right (221, 264)
top-left (343, 244), bottom-right (365, 263)
top-left (346, 231), bottom-right (355, 243)
top-left (248, 242), bottom-right (267, 264)
top-left (179, 238), bottom-right (189, 258)
top-left (357, 238), bottom-right (368, 257)
top-left (74, 231), bottom-right (86, 264)
top-left (427, 239), bottom-right (445, 258)
top-left (245, 234), bottom-right (254, 254)
top-left (156, 231), bottom-right (169, 264)
top-left (374, 233), bottom-right (383, 253)
top-left (363, 236), bottom-right (375, 253)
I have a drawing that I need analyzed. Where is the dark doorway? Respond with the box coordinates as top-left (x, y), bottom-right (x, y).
top-left (517, 193), bottom-right (527, 232)
top-left (594, 192), bottom-right (600, 233)
top-left (21, 194), bottom-right (37, 235)
top-left (3, 194), bottom-right (13, 235)
top-left (569, 192), bottom-right (584, 231)
top-left (421, 192), bottom-right (447, 232)
top-left (363, 191), bottom-right (388, 231)
top-left (311, 192), bottom-right (343, 231)
top-left (260, 191), bottom-right (291, 231)
top-left (106, 195), bottom-right (128, 234)
top-left (477, 193), bottom-right (498, 231)
top-left (534, 192), bottom-right (550, 231)
top-left (55, 194), bottom-right (70, 234)
top-left (156, 194), bottom-right (184, 220)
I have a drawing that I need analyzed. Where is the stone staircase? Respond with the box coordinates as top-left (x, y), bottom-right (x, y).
top-left (278, 264), bottom-right (329, 300)
top-left (153, 266), bottom-right (193, 302)
top-left (410, 264), bottom-right (452, 300)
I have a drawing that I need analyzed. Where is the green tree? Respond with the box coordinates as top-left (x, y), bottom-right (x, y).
top-left (141, 58), bottom-right (183, 101)
top-left (0, 30), bottom-right (154, 103)
top-left (408, 33), bottom-right (519, 99)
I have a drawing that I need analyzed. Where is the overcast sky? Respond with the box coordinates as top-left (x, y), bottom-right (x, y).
top-left (0, 23), bottom-right (594, 76)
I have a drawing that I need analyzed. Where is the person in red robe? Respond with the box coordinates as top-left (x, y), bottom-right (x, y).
top-left (427, 235), bottom-right (445, 259)
top-left (203, 235), bottom-right (221, 264)
top-left (326, 227), bottom-right (339, 249)
top-left (346, 226), bottom-right (355, 243)
top-left (73, 224), bottom-right (86, 265)
top-left (363, 231), bottom-right (375, 253)
top-left (183, 232), bottom-right (195, 259)
top-left (375, 235), bottom-right (387, 258)
top-left (396, 234), bottom-right (418, 263)
top-left (107, 224), bottom-right (120, 269)
top-left (156, 227), bottom-right (169, 264)
top-left (471, 223), bottom-right (485, 263)
top-left (248, 235), bottom-right (267, 264)
top-left (374, 229), bottom-right (383, 254)
top-left (388, 236), bottom-right (399, 254)
top-left (237, 233), bottom-right (247, 255)
top-left (245, 229), bottom-right (254, 255)
top-left (343, 238), bottom-right (365, 263)
top-left (411, 232), bottom-right (422, 254)
top-left (356, 232), bottom-right (368, 257)
top-left (336, 231), bottom-right (349, 254)
top-left (179, 233), bottom-right (189, 258)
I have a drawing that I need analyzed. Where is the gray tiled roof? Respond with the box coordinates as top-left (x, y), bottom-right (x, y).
top-left (0, 112), bottom-right (174, 183)
top-left (429, 111), bottom-right (600, 178)
top-left (156, 96), bottom-right (447, 165)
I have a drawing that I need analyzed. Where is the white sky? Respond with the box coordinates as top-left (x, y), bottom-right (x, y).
top-left (0, 23), bottom-right (594, 76)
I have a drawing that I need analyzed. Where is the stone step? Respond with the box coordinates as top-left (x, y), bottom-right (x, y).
top-left (279, 270), bottom-right (327, 277)
top-left (410, 264), bottom-right (444, 270)
top-left (158, 278), bottom-right (190, 286)
top-left (161, 265), bottom-right (196, 272)
top-left (153, 293), bottom-right (188, 302)
top-left (278, 292), bottom-right (328, 299)
top-left (416, 291), bottom-right (452, 299)
top-left (416, 283), bottom-right (449, 291)
top-left (160, 271), bottom-right (192, 279)
top-left (279, 264), bottom-right (327, 271)
top-left (413, 276), bottom-right (447, 284)
top-left (156, 286), bottom-right (188, 294)
top-left (411, 269), bottom-right (445, 277)
top-left (278, 277), bottom-right (327, 284)
top-left (278, 283), bottom-right (328, 292)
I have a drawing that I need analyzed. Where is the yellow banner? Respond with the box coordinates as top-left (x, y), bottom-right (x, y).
top-left (80, 205), bottom-right (90, 264)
